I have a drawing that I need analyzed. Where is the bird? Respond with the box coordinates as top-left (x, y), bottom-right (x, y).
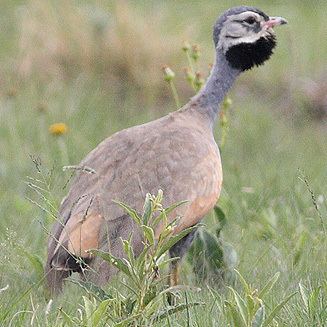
top-left (45, 6), bottom-right (287, 295)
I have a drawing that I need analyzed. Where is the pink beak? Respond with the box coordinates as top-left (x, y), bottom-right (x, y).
top-left (263, 16), bottom-right (288, 29)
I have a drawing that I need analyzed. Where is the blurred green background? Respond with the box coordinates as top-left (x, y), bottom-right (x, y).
top-left (0, 0), bottom-right (326, 325)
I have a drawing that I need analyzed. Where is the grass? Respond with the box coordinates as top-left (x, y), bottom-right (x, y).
top-left (0, 0), bottom-right (327, 326)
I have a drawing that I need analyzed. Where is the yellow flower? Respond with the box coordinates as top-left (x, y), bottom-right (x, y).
top-left (49, 123), bottom-right (68, 136)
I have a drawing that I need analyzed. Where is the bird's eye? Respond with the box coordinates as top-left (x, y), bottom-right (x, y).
top-left (245, 17), bottom-right (256, 25)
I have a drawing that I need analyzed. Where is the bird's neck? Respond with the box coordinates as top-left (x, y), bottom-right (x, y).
top-left (187, 51), bottom-right (240, 128)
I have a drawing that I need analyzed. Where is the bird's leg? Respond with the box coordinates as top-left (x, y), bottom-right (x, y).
top-left (167, 259), bottom-right (180, 305)
top-left (169, 259), bottom-right (180, 287)
top-left (167, 227), bottom-right (198, 305)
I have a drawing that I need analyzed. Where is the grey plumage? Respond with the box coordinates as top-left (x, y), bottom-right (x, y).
top-left (187, 51), bottom-right (240, 124)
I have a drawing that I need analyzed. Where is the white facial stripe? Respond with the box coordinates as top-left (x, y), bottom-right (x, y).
top-left (217, 11), bottom-right (271, 53)
top-left (228, 11), bottom-right (262, 22)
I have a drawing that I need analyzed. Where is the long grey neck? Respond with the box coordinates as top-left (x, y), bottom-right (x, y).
top-left (187, 51), bottom-right (240, 128)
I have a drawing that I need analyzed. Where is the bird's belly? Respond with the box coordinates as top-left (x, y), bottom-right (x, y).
top-left (163, 149), bottom-right (223, 234)
top-left (174, 191), bottom-right (221, 234)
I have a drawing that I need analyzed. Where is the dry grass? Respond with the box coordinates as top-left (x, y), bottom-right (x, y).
top-left (301, 72), bottom-right (327, 121)
top-left (16, 0), bottom-right (182, 96)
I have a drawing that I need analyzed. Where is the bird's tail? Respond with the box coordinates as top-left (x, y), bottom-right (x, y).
top-left (44, 258), bottom-right (71, 298)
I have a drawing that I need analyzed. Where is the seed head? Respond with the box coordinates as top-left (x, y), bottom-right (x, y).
top-left (183, 67), bottom-right (195, 84)
top-left (223, 97), bottom-right (233, 108)
top-left (162, 65), bottom-right (176, 82)
top-left (191, 44), bottom-right (201, 61)
top-left (182, 41), bottom-right (191, 52)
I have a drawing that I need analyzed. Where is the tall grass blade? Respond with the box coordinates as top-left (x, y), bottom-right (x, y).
top-left (258, 272), bottom-right (280, 299)
top-left (299, 282), bottom-right (308, 311)
top-left (228, 287), bottom-right (247, 325)
top-left (58, 308), bottom-right (76, 327)
top-left (308, 286), bottom-right (321, 318)
top-left (263, 292), bottom-right (297, 326)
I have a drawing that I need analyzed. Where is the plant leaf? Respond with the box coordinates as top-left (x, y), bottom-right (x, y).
top-left (142, 193), bottom-right (152, 225)
top-left (234, 269), bottom-right (251, 294)
top-left (112, 200), bottom-right (141, 225)
top-left (152, 200), bottom-right (188, 227)
top-left (92, 299), bottom-right (111, 326)
top-left (245, 294), bottom-right (256, 320)
top-left (264, 292), bottom-right (297, 326)
top-left (214, 205), bottom-right (227, 230)
top-left (222, 241), bottom-right (238, 270)
top-left (224, 301), bottom-right (247, 327)
top-left (155, 302), bottom-right (203, 322)
top-left (200, 230), bottom-right (224, 269)
top-left (122, 238), bottom-right (135, 266)
top-left (141, 225), bottom-right (155, 245)
top-left (115, 313), bottom-right (142, 327)
top-left (156, 225), bottom-right (198, 259)
top-left (90, 250), bottom-right (132, 278)
top-left (228, 287), bottom-right (247, 325)
top-left (252, 305), bottom-right (265, 327)
top-left (69, 279), bottom-right (112, 301)
top-left (83, 296), bottom-right (96, 325)
top-left (258, 272), bottom-right (280, 299)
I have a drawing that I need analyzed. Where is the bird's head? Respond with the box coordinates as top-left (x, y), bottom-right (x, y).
top-left (213, 6), bottom-right (287, 71)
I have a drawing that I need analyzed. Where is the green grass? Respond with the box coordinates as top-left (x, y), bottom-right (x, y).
top-left (1, 0), bottom-right (327, 326)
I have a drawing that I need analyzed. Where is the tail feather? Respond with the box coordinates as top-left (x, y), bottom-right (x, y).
top-left (44, 259), bottom-right (71, 297)
top-left (50, 245), bottom-right (92, 272)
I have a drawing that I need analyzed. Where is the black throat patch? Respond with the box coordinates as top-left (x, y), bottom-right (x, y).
top-left (225, 34), bottom-right (276, 71)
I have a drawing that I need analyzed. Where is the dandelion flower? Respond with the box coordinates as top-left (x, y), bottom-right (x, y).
top-left (49, 123), bottom-right (68, 136)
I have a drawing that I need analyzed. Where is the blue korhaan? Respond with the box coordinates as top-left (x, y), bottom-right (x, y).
top-left (46, 6), bottom-right (287, 295)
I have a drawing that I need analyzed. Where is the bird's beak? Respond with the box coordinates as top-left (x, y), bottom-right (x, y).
top-left (263, 16), bottom-right (288, 29)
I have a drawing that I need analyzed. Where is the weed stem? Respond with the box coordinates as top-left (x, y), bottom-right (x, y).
top-left (169, 81), bottom-right (181, 109)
